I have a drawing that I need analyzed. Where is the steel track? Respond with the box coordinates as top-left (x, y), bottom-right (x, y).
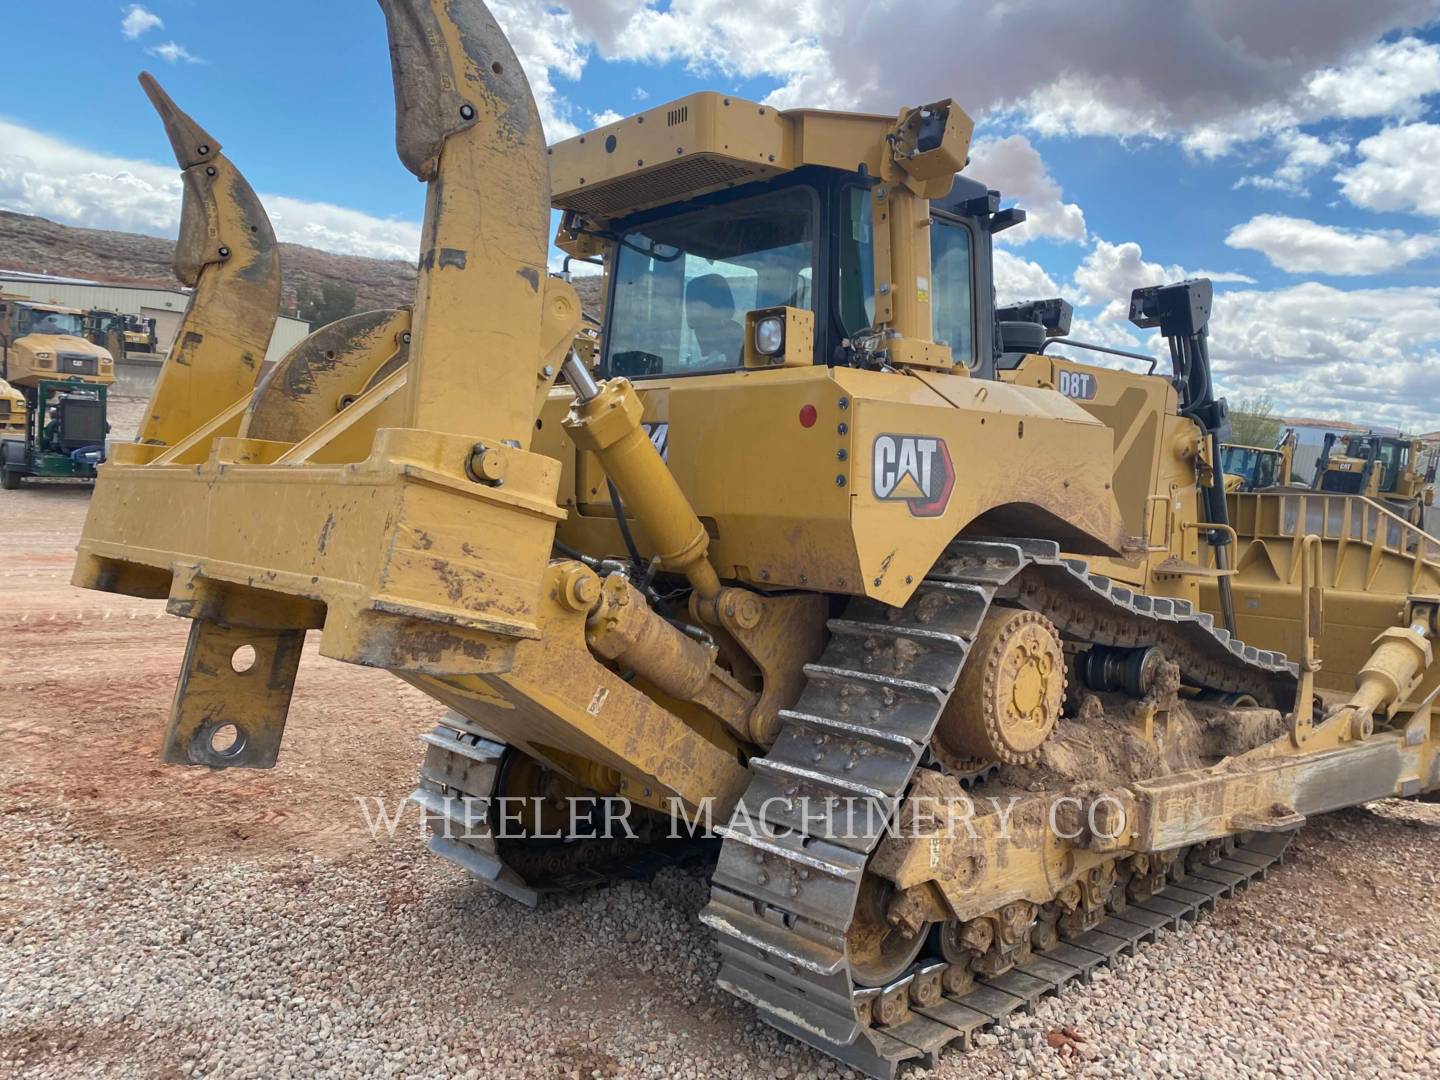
top-left (701, 537), bottom-right (1296, 1077)
top-left (414, 537), bottom-right (1299, 1076)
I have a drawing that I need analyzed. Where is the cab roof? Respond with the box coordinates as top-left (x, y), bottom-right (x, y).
top-left (19, 301), bottom-right (86, 316)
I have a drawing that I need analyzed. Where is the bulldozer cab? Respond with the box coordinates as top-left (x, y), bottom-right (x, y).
top-left (583, 173), bottom-right (996, 382)
top-left (87, 309), bottom-right (129, 358)
top-left (1222, 429), bottom-right (1296, 492)
top-left (1221, 443), bottom-right (1281, 491)
top-left (554, 93), bottom-right (993, 381)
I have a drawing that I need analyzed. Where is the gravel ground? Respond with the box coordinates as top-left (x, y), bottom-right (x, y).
top-left (3, 465), bottom-right (1440, 1079)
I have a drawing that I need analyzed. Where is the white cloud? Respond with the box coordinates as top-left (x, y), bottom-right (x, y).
top-left (535, 5), bottom-right (1440, 170)
top-left (261, 196), bottom-right (420, 262)
top-left (966, 134), bottom-right (1085, 245)
top-left (0, 118), bottom-right (420, 262)
top-left (632, 88), bottom-right (650, 101)
top-left (1226, 213), bottom-right (1440, 274)
top-left (121, 5), bottom-right (163, 39)
top-left (1337, 122), bottom-right (1440, 218)
top-left (590, 108), bottom-right (625, 127)
top-left (1053, 275), bottom-right (1440, 430)
top-left (1206, 282), bottom-right (1440, 430)
top-left (1182, 35), bottom-right (1440, 157)
top-left (1306, 35), bottom-right (1440, 121)
top-left (570, 0), bottom-right (831, 99)
top-left (1234, 130), bottom-right (1346, 196)
top-left (992, 250), bottom-right (1059, 305)
top-left (1072, 239), bottom-right (1254, 320)
top-left (147, 41), bottom-right (204, 65)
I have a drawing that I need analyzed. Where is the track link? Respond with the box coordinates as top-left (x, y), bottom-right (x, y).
top-left (412, 714), bottom-right (707, 905)
top-left (702, 537), bottom-right (1297, 1078)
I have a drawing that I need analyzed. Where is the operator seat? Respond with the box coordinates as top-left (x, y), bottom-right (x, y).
top-left (685, 273), bottom-right (744, 369)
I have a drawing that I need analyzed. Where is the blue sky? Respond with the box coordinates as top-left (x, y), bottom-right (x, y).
top-left (3, 2), bottom-right (1440, 429)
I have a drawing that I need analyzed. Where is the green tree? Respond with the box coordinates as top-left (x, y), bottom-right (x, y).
top-left (295, 280), bottom-right (358, 329)
top-left (1228, 394), bottom-right (1283, 448)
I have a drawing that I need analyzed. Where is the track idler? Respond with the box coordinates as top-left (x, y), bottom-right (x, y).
top-left (932, 607), bottom-right (1064, 766)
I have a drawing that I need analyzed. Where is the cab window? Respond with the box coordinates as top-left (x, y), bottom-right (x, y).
top-left (931, 219), bottom-right (975, 367)
top-left (837, 187), bottom-right (875, 335)
top-left (1378, 440), bottom-right (1403, 490)
top-left (604, 187), bottom-right (816, 378)
top-left (1254, 451), bottom-right (1278, 489)
top-left (17, 307), bottom-right (84, 337)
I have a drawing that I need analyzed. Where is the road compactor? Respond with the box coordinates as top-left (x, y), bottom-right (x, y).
top-left (73, 2), bottom-right (1440, 1075)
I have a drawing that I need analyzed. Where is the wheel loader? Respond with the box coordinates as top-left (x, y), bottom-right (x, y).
top-left (72, 3), bottom-right (1440, 1076)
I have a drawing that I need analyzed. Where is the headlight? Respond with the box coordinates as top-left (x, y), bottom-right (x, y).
top-left (754, 315), bottom-right (785, 356)
top-left (34, 351), bottom-right (52, 360)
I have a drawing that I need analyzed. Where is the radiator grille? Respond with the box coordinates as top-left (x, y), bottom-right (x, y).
top-left (1320, 471), bottom-right (1365, 494)
top-left (58, 352), bottom-right (99, 376)
top-left (667, 105), bottom-right (689, 127)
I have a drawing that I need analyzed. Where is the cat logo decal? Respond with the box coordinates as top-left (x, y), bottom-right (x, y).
top-left (872, 434), bottom-right (954, 517)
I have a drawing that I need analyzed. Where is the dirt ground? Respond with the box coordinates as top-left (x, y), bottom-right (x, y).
top-left (2, 430), bottom-right (1439, 1079)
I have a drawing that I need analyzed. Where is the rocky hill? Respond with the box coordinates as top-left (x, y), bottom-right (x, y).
top-left (0, 210), bottom-right (604, 320)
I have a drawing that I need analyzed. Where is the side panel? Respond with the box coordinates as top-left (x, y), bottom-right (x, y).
top-left (542, 365), bottom-right (1126, 607)
top-left (1001, 353), bottom-right (1209, 598)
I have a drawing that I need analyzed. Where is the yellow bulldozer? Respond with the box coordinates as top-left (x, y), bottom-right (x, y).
top-left (87, 309), bottom-right (159, 358)
top-left (1312, 430), bottom-right (1435, 526)
top-left (72, 3), bottom-right (1440, 1075)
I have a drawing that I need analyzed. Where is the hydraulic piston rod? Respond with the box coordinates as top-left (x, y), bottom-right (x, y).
top-left (563, 356), bottom-right (722, 601)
